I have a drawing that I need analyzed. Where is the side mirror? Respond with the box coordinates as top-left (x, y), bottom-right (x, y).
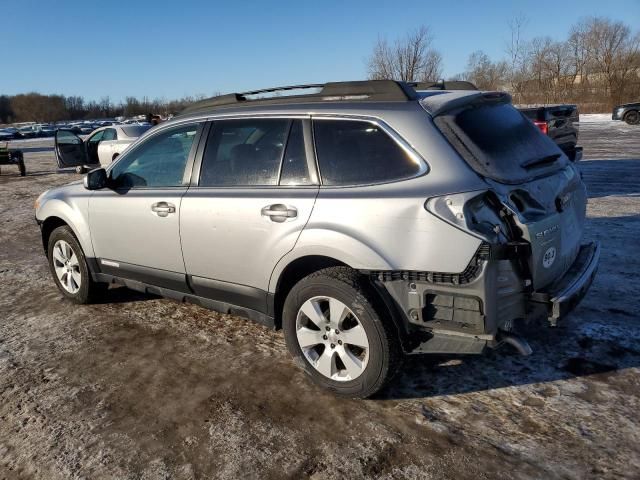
top-left (84, 167), bottom-right (108, 190)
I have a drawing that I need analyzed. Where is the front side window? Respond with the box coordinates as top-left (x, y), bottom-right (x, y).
top-left (199, 118), bottom-right (290, 187)
top-left (110, 123), bottom-right (199, 188)
top-left (313, 119), bottom-right (422, 186)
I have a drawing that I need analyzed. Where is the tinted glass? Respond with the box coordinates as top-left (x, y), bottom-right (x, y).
top-left (87, 130), bottom-right (104, 145)
top-left (57, 130), bottom-right (82, 145)
top-left (313, 120), bottom-right (421, 186)
top-left (434, 102), bottom-right (566, 183)
top-left (110, 124), bottom-right (198, 188)
top-left (200, 119), bottom-right (289, 187)
top-left (279, 120), bottom-right (311, 186)
top-left (102, 128), bottom-right (117, 141)
top-left (122, 125), bottom-right (152, 137)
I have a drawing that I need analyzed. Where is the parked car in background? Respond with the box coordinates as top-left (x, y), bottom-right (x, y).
top-left (612, 102), bottom-right (640, 125)
top-left (518, 105), bottom-right (582, 161)
top-left (35, 124), bottom-right (57, 137)
top-left (37, 80), bottom-right (599, 398)
top-left (0, 129), bottom-right (17, 141)
top-left (17, 125), bottom-right (39, 138)
top-left (54, 124), bottom-right (152, 169)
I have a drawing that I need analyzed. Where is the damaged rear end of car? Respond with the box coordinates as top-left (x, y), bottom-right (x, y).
top-left (380, 90), bottom-right (599, 356)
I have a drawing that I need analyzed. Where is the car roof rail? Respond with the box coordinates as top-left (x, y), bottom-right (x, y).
top-left (413, 80), bottom-right (479, 91)
top-left (179, 80), bottom-right (419, 115)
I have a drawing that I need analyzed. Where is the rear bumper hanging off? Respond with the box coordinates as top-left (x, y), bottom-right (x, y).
top-left (530, 241), bottom-right (601, 326)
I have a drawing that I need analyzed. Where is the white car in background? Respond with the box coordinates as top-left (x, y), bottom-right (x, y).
top-left (54, 125), bottom-right (152, 170)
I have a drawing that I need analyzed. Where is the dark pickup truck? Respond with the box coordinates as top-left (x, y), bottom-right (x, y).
top-left (518, 105), bottom-right (582, 162)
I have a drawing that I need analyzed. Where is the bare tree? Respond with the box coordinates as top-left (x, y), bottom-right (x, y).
top-left (367, 26), bottom-right (443, 82)
top-left (582, 17), bottom-right (640, 106)
top-left (505, 14), bottom-right (529, 103)
top-left (464, 51), bottom-right (508, 90)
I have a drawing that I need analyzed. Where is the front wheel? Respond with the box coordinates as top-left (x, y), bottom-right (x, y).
top-left (47, 225), bottom-right (105, 304)
top-left (624, 110), bottom-right (639, 125)
top-left (282, 267), bottom-right (401, 398)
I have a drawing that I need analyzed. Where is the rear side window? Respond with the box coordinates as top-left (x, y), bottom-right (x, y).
top-left (313, 119), bottom-right (421, 186)
top-left (199, 119), bottom-right (289, 186)
top-left (434, 101), bottom-right (566, 183)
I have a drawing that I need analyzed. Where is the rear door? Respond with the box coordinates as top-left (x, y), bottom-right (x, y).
top-left (180, 117), bottom-right (318, 311)
top-left (54, 130), bottom-right (88, 168)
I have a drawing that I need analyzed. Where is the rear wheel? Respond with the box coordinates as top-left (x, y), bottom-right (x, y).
top-left (282, 267), bottom-right (401, 398)
top-left (47, 226), bottom-right (105, 304)
top-left (624, 110), bottom-right (639, 125)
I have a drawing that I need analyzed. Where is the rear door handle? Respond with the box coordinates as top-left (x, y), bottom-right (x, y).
top-left (151, 201), bottom-right (176, 217)
top-left (261, 204), bottom-right (297, 223)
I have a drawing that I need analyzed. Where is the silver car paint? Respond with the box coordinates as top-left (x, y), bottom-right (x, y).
top-left (88, 188), bottom-right (187, 273)
top-left (36, 92), bottom-right (586, 313)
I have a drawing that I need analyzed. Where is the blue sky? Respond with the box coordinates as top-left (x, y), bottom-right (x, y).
top-left (3, 0), bottom-right (639, 102)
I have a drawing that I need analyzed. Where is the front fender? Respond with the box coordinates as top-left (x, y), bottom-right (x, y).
top-left (36, 186), bottom-right (94, 258)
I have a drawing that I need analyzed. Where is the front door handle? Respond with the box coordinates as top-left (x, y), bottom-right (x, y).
top-left (261, 204), bottom-right (297, 223)
top-left (151, 201), bottom-right (176, 217)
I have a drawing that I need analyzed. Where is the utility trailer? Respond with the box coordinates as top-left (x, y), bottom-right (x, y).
top-left (0, 143), bottom-right (26, 176)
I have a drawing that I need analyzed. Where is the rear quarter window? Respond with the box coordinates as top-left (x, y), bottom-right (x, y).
top-left (313, 119), bottom-right (422, 186)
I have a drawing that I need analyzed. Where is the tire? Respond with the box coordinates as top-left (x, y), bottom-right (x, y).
top-left (282, 267), bottom-right (402, 398)
top-left (47, 225), bottom-right (105, 304)
top-left (624, 110), bottom-right (639, 125)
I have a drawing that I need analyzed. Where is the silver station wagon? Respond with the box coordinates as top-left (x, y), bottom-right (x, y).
top-left (35, 80), bottom-right (600, 398)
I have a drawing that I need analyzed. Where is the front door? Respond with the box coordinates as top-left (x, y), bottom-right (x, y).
top-left (180, 118), bottom-right (318, 311)
top-left (88, 122), bottom-right (202, 290)
top-left (55, 130), bottom-right (87, 168)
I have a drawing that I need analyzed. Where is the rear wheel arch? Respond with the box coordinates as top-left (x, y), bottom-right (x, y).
top-left (272, 255), bottom-right (411, 350)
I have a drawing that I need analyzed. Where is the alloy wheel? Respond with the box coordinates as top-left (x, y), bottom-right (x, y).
top-left (296, 296), bottom-right (370, 381)
top-left (52, 239), bottom-right (81, 294)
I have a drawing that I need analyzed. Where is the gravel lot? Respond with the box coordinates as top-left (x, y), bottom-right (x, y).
top-left (1, 118), bottom-right (639, 479)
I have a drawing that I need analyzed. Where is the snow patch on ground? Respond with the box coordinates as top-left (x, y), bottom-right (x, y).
top-left (579, 113), bottom-right (614, 123)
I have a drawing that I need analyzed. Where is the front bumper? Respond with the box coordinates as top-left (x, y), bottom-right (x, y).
top-left (530, 241), bottom-right (600, 326)
top-left (612, 110), bottom-right (624, 121)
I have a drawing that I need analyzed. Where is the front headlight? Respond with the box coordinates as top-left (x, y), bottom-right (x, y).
top-left (34, 190), bottom-right (48, 211)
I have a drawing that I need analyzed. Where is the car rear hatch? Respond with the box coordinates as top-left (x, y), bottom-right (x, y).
top-left (424, 92), bottom-right (587, 289)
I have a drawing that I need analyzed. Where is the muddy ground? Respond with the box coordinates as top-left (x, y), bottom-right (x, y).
top-left (1, 119), bottom-right (639, 479)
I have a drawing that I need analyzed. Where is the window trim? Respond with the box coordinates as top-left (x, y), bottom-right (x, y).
top-left (190, 115), bottom-right (320, 189)
top-left (311, 115), bottom-right (429, 188)
top-left (106, 121), bottom-right (205, 191)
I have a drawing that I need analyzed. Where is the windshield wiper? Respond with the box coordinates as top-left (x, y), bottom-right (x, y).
top-left (522, 153), bottom-right (561, 170)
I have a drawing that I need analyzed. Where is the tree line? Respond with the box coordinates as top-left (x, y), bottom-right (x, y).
top-left (368, 16), bottom-right (640, 112)
top-left (0, 94), bottom-right (206, 125)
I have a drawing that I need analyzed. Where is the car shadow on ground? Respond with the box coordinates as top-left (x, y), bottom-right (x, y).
top-left (380, 318), bottom-right (640, 401)
top-left (92, 285), bottom-right (160, 305)
top-left (579, 158), bottom-right (640, 198)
